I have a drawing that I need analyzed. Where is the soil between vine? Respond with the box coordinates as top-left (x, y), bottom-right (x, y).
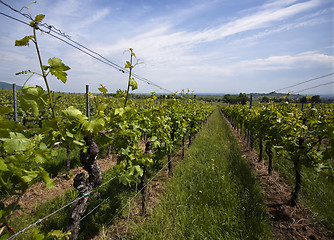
top-left (226, 116), bottom-right (333, 240)
top-left (3, 154), bottom-right (117, 218)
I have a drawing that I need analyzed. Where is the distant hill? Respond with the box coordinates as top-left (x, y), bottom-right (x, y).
top-left (0, 82), bottom-right (23, 90)
top-left (249, 92), bottom-right (304, 100)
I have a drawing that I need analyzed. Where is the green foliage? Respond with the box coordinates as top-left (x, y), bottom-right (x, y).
top-left (18, 85), bottom-right (48, 117)
top-left (222, 101), bottom-right (334, 230)
top-left (15, 35), bottom-right (35, 46)
top-left (132, 109), bottom-right (270, 239)
top-left (98, 84), bottom-right (108, 94)
top-left (34, 14), bottom-right (45, 23)
top-left (2, 4), bottom-right (216, 238)
top-left (129, 78), bottom-right (138, 91)
top-left (44, 57), bottom-right (71, 84)
top-left (223, 93), bottom-right (249, 105)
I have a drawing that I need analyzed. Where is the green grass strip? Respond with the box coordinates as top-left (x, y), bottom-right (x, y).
top-left (132, 108), bottom-right (271, 240)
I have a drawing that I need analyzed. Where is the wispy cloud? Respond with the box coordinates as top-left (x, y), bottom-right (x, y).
top-left (99, 0), bottom-right (323, 57)
top-left (0, 0), bottom-right (332, 94)
top-left (194, 51), bottom-right (334, 76)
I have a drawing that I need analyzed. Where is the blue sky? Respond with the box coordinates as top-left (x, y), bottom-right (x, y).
top-left (0, 0), bottom-right (333, 95)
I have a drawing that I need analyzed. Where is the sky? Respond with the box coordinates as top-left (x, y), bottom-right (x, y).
top-left (0, 0), bottom-right (333, 95)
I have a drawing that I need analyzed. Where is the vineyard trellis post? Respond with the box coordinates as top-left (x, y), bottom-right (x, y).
top-left (86, 84), bottom-right (90, 120)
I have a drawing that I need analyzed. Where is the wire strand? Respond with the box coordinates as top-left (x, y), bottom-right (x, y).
top-left (293, 81), bottom-right (333, 93)
top-left (0, 11), bottom-right (30, 26)
top-left (105, 148), bottom-right (183, 226)
top-left (274, 73), bottom-right (334, 92)
top-left (5, 174), bottom-right (117, 240)
top-left (0, 0), bottom-right (174, 93)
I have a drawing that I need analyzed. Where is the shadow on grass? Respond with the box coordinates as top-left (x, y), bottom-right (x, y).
top-left (223, 124), bottom-right (270, 238)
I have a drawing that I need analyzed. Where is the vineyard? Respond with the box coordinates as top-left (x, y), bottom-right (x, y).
top-left (0, 3), bottom-right (334, 240)
top-left (1, 82), bottom-right (215, 239)
top-left (221, 101), bottom-right (334, 232)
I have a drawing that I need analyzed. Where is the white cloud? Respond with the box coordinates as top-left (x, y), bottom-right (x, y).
top-left (97, 0), bottom-right (322, 61)
top-left (226, 52), bottom-right (333, 74)
top-left (0, 0), bottom-right (332, 94)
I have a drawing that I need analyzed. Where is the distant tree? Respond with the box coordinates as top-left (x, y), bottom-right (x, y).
top-left (237, 93), bottom-right (249, 105)
top-left (311, 95), bottom-right (321, 103)
top-left (300, 96), bottom-right (307, 103)
top-left (261, 96), bottom-right (270, 103)
top-left (223, 94), bottom-right (231, 103)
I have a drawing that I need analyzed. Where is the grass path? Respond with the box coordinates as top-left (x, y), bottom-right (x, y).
top-left (131, 108), bottom-right (271, 239)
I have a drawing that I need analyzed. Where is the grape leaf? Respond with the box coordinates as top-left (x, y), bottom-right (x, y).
top-left (129, 78), bottom-right (138, 91)
top-left (82, 118), bottom-right (105, 133)
top-left (98, 84), bottom-right (108, 94)
top-left (18, 85), bottom-right (47, 116)
top-left (2, 132), bottom-right (31, 153)
top-left (0, 106), bottom-right (12, 115)
top-left (119, 174), bottom-right (132, 186)
top-left (125, 61), bottom-right (131, 69)
top-left (47, 57), bottom-right (71, 83)
top-left (35, 14), bottom-right (45, 23)
top-left (133, 165), bottom-right (143, 177)
top-left (19, 97), bottom-right (39, 116)
top-left (21, 85), bottom-right (45, 97)
top-left (21, 170), bottom-right (38, 183)
top-left (0, 158), bottom-right (9, 171)
top-left (40, 169), bottom-right (55, 189)
top-left (15, 36), bottom-right (34, 46)
top-left (62, 106), bottom-right (87, 122)
top-left (115, 108), bottom-right (125, 116)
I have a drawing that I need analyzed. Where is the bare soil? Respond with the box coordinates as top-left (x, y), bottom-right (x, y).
top-left (3, 154), bottom-right (117, 217)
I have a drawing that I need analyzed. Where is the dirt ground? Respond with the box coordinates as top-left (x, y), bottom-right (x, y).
top-left (3, 154), bottom-right (117, 218)
top-left (92, 149), bottom-right (184, 239)
top-left (226, 116), bottom-right (333, 240)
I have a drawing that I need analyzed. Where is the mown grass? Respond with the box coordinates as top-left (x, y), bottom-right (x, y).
top-left (131, 108), bottom-right (271, 240)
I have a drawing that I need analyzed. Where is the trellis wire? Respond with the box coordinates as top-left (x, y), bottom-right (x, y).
top-left (5, 175), bottom-right (117, 240)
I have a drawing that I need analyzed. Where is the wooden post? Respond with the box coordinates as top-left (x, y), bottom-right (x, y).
top-left (85, 85), bottom-right (90, 120)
